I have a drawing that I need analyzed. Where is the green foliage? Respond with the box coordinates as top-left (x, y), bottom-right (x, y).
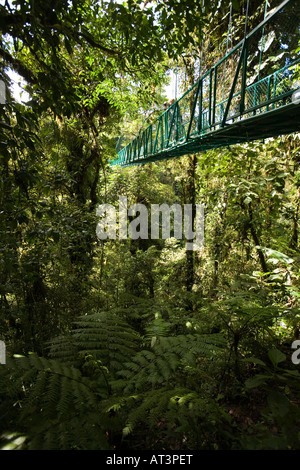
top-left (1, 0), bottom-right (300, 453)
top-left (0, 309), bottom-right (230, 450)
top-left (241, 348), bottom-right (300, 449)
top-left (0, 353), bottom-right (110, 450)
top-left (52, 310), bottom-right (142, 372)
top-left (118, 333), bottom-right (225, 393)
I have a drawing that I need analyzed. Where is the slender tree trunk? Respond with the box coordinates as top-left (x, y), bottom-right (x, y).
top-left (185, 57), bottom-right (197, 295)
top-left (210, 192), bottom-right (228, 297)
top-left (186, 154), bottom-right (197, 293)
top-left (248, 204), bottom-right (268, 273)
top-left (290, 187), bottom-right (300, 249)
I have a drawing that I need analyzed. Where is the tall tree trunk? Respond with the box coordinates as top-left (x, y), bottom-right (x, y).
top-left (186, 154), bottom-right (197, 293)
top-left (290, 187), bottom-right (300, 250)
top-left (210, 192), bottom-right (228, 297)
top-left (185, 58), bottom-right (197, 295)
top-left (248, 204), bottom-right (268, 273)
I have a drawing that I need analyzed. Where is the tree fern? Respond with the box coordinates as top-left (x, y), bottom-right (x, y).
top-left (0, 354), bottom-right (110, 450)
top-left (0, 310), bottom-right (228, 450)
top-left (117, 333), bottom-right (226, 393)
top-left (103, 386), bottom-right (231, 449)
top-left (47, 333), bottom-right (79, 367)
top-left (144, 315), bottom-right (172, 347)
top-left (0, 310), bottom-right (142, 449)
top-left (49, 310), bottom-right (141, 373)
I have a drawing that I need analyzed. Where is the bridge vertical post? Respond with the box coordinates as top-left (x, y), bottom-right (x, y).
top-left (266, 75), bottom-right (271, 111)
top-left (198, 79), bottom-right (203, 134)
top-left (166, 104), bottom-right (176, 147)
top-left (164, 111), bottom-right (168, 148)
top-left (155, 119), bottom-right (158, 151)
top-left (209, 69), bottom-right (213, 127)
top-left (145, 128), bottom-right (149, 158)
top-left (187, 79), bottom-right (202, 141)
top-left (141, 132), bottom-right (145, 158)
top-left (212, 66), bottom-right (217, 126)
top-left (240, 38), bottom-right (248, 115)
top-left (160, 116), bottom-right (164, 150)
top-left (131, 141), bottom-right (134, 162)
top-left (175, 102), bottom-right (179, 142)
top-left (137, 133), bottom-right (141, 159)
top-left (149, 126), bottom-right (152, 155)
top-left (127, 142), bottom-right (131, 164)
top-left (221, 39), bottom-right (247, 128)
top-left (272, 73), bottom-right (277, 110)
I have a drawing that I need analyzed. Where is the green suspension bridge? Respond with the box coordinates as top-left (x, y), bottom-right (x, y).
top-left (112, 0), bottom-right (300, 167)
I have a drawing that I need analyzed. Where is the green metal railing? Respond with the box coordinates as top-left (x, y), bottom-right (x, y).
top-left (112, 0), bottom-right (300, 167)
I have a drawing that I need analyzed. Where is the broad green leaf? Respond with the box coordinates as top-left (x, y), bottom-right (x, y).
top-left (268, 348), bottom-right (286, 367)
top-left (267, 391), bottom-right (290, 418)
top-left (257, 247), bottom-right (294, 265)
top-left (242, 357), bottom-right (266, 367)
top-left (245, 374), bottom-right (271, 389)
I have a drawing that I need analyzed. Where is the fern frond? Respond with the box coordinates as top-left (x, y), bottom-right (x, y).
top-left (117, 386), bottom-right (230, 449)
top-left (2, 354), bottom-right (110, 450)
top-left (144, 316), bottom-right (171, 345)
top-left (47, 334), bottom-right (79, 367)
top-left (118, 333), bottom-right (225, 392)
top-left (49, 310), bottom-right (141, 374)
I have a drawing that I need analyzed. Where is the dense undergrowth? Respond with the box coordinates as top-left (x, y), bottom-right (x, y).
top-left (1, 0), bottom-right (300, 452)
top-left (1, 276), bottom-right (300, 450)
